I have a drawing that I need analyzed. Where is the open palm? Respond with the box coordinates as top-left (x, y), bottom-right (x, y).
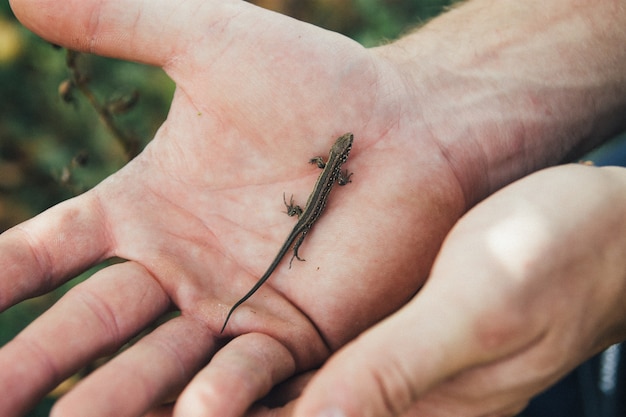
top-left (2, 1), bottom-right (464, 416)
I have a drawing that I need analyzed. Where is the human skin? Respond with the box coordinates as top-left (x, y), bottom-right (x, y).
top-left (2, 0), bottom-right (626, 416)
top-left (293, 164), bottom-right (626, 417)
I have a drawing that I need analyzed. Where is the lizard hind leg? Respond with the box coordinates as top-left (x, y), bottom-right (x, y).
top-left (288, 232), bottom-right (308, 268)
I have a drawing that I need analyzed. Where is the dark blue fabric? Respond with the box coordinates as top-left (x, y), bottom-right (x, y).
top-left (523, 344), bottom-right (626, 417)
top-left (523, 370), bottom-right (585, 417)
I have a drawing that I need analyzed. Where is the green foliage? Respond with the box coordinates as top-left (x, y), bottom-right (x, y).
top-left (351, 0), bottom-right (454, 45)
top-left (0, 11), bottom-right (174, 231)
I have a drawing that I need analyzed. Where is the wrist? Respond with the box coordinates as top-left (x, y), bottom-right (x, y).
top-left (375, 0), bottom-right (626, 208)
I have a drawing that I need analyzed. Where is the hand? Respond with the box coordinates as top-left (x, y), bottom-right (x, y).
top-left (292, 164), bottom-right (626, 417)
top-left (2, 1), bottom-right (463, 416)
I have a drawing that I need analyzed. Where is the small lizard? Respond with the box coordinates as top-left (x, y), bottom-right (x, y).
top-left (220, 132), bottom-right (354, 333)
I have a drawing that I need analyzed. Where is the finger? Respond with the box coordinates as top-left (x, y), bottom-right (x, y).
top-left (175, 333), bottom-right (296, 417)
top-left (52, 315), bottom-right (215, 417)
top-left (0, 193), bottom-right (112, 309)
top-left (291, 293), bottom-right (470, 417)
top-left (8, 0), bottom-right (251, 66)
top-left (292, 272), bottom-right (543, 417)
top-left (0, 261), bottom-right (169, 417)
top-left (404, 335), bottom-right (546, 417)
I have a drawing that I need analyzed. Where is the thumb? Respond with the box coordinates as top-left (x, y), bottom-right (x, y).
top-left (293, 290), bottom-right (480, 417)
top-left (8, 0), bottom-right (246, 66)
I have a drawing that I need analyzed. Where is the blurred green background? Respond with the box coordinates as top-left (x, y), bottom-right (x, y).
top-left (0, 1), bottom-right (454, 415)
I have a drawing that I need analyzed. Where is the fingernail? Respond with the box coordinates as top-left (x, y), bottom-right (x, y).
top-left (316, 407), bottom-right (346, 417)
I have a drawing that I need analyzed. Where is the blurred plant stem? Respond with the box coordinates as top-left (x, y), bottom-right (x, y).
top-left (64, 50), bottom-right (141, 160)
